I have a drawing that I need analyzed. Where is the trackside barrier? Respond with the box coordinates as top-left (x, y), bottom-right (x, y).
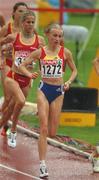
top-left (30, 0), bottom-right (99, 26)
top-left (8, 121), bottom-right (92, 159)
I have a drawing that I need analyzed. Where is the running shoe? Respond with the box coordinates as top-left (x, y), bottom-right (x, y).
top-left (92, 157), bottom-right (99, 173)
top-left (1, 125), bottom-right (9, 136)
top-left (7, 131), bottom-right (17, 148)
top-left (40, 164), bottom-right (49, 178)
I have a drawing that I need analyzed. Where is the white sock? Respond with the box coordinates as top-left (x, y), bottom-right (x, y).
top-left (40, 160), bottom-right (46, 166)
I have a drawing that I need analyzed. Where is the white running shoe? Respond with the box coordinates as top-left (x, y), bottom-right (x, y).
top-left (40, 164), bottom-right (49, 178)
top-left (7, 131), bottom-right (17, 148)
top-left (92, 157), bottom-right (99, 173)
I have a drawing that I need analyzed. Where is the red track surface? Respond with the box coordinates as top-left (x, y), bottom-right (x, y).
top-left (0, 130), bottom-right (99, 180)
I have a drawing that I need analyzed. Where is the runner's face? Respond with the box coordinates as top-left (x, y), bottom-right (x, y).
top-left (22, 16), bottom-right (35, 34)
top-left (13, 6), bottom-right (27, 21)
top-left (48, 28), bottom-right (63, 46)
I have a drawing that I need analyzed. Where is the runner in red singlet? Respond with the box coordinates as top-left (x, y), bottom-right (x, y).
top-left (0, 2), bottom-right (28, 135)
top-left (0, 2), bottom-right (28, 79)
top-left (0, 10), bottom-right (45, 148)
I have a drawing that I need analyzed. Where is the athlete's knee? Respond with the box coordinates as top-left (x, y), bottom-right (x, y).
top-left (5, 96), bottom-right (10, 104)
top-left (48, 121), bottom-right (58, 138)
top-left (17, 96), bottom-right (25, 108)
top-left (40, 124), bottom-right (48, 136)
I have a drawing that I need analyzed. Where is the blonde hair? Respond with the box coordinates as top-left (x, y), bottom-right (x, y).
top-left (45, 23), bottom-right (64, 35)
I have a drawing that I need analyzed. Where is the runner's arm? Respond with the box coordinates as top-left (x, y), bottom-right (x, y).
top-left (93, 57), bottom-right (99, 75)
top-left (18, 48), bottom-right (41, 78)
top-left (64, 48), bottom-right (77, 91)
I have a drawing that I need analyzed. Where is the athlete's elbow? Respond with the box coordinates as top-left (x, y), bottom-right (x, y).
top-left (73, 68), bottom-right (77, 77)
top-left (73, 70), bottom-right (77, 81)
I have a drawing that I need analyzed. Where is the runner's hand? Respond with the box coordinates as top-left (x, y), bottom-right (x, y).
top-left (64, 81), bottom-right (71, 91)
top-left (30, 72), bottom-right (39, 79)
top-left (1, 43), bottom-right (13, 58)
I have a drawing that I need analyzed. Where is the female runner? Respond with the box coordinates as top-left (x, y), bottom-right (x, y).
top-left (18, 23), bottom-right (77, 178)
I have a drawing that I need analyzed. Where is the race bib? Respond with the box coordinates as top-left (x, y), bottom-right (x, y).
top-left (14, 51), bottom-right (30, 66)
top-left (41, 59), bottom-right (63, 78)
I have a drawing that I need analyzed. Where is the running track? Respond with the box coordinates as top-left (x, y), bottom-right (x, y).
top-left (0, 130), bottom-right (99, 180)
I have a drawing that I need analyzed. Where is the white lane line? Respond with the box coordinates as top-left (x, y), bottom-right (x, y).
top-left (0, 163), bottom-right (41, 180)
top-left (15, 123), bottom-right (91, 159)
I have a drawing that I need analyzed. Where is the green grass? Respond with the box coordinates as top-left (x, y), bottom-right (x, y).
top-left (1, 12), bottom-right (99, 146)
top-left (20, 111), bottom-right (99, 146)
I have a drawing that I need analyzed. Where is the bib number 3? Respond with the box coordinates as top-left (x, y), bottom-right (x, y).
top-left (15, 57), bottom-right (24, 66)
